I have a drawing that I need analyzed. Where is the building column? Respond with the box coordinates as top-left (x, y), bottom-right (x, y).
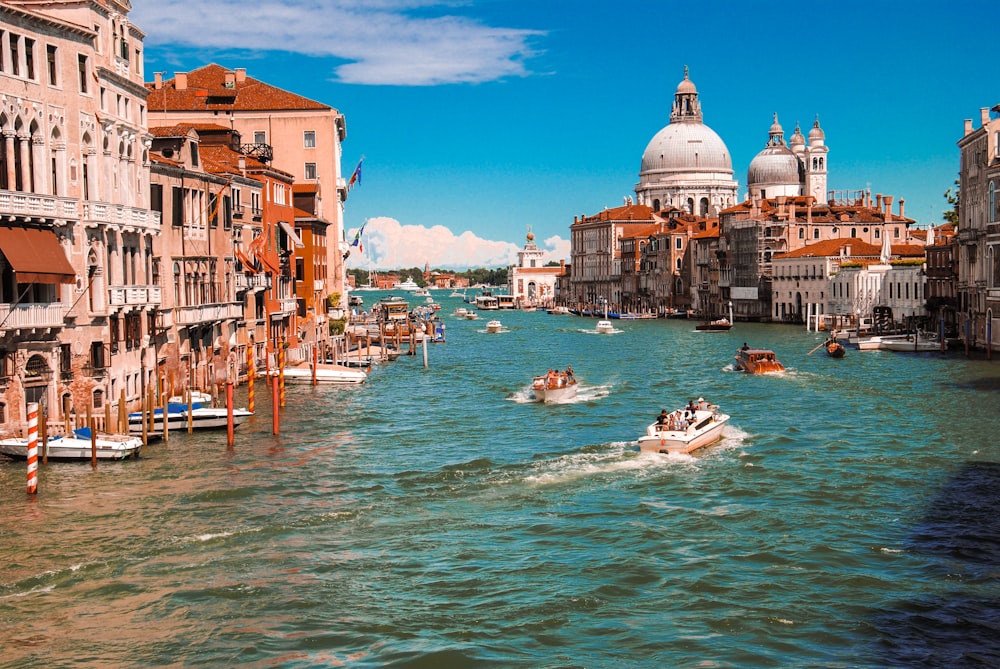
top-left (18, 133), bottom-right (32, 192)
top-left (5, 132), bottom-right (18, 189)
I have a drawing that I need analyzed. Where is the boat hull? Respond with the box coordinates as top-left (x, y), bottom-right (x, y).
top-left (276, 365), bottom-right (367, 384)
top-left (0, 434), bottom-right (142, 461)
top-left (638, 411), bottom-right (730, 455)
top-left (530, 377), bottom-right (578, 403)
top-left (734, 348), bottom-right (785, 373)
top-left (128, 406), bottom-right (252, 433)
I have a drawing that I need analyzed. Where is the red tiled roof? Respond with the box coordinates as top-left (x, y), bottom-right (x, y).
top-left (146, 63), bottom-right (333, 113)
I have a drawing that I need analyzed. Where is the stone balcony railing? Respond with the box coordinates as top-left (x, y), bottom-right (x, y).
top-left (173, 302), bottom-right (244, 325)
top-left (0, 302), bottom-right (66, 330)
top-left (0, 190), bottom-right (78, 222)
top-left (235, 273), bottom-right (270, 291)
top-left (82, 201), bottom-right (161, 234)
top-left (108, 285), bottom-right (162, 308)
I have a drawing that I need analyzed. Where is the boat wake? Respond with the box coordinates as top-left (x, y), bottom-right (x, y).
top-left (521, 442), bottom-right (653, 484)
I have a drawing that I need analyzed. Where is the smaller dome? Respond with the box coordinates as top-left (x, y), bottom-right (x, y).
top-left (769, 113), bottom-right (783, 136)
top-left (675, 66), bottom-right (697, 95)
top-left (790, 122), bottom-right (805, 148)
top-left (748, 145), bottom-right (802, 189)
top-left (808, 116), bottom-right (825, 144)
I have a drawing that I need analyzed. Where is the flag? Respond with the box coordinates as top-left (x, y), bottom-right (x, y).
top-left (348, 158), bottom-right (363, 190)
top-left (351, 221), bottom-right (366, 247)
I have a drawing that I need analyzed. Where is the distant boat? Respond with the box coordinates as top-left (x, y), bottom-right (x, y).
top-left (274, 363), bottom-right (367, 384)
top-left (734, 347), bottom-right (785, 374)
top-left (486, 319), bottom-right (503, 333)
top-left (398, 277), bottom-right (419, 291)
top-left (696, 318), bottom-right (732, 332)
top-left (596, 320), bottom-right (614, 334)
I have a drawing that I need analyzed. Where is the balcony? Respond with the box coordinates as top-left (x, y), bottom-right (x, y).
top-left (235, 273), bottom-right (270, 292)
top-left (108, 285), bottom-right (162, 308)
top-left (0, 302), bottom-right (66, 331)
top-left (173, 302), bottom-right (244, 325)
top-left (82, 201), bottom-right (161, 234)
top-left (0, 190), bottom-right (78, 223)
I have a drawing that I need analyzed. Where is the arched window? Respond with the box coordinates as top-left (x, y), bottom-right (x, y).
top-left (813, 228), bottom-right (820, 239)
top-left (850, 228), bottom-right (857, 238)
top-left (93, 389), bottom-right (104, 410)
top-left (990, 182), bottom-right (996, 223)
top-left (685, 198), bottom-right (694, 214)
top-left (798, 227), bottom-right (805, 239)
top-left (699, 197), bottom-right (709, 216)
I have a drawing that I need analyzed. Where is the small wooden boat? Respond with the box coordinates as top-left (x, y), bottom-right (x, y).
top-left (734, 347), bottom-right (785, 374)
top-left (825, 340), bottom-right (846, 358)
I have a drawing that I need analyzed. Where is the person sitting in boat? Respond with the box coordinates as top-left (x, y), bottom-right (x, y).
top-left (697, 397), bottom-right (708, 411)
top-left (671, 410), bottom-right (684, 430)
top-left (741, 342), bottom-right (750, 351)
top-left (656, 409), bottom-right (669, 427)
top-left (684, 400), bottom-right (698, 424)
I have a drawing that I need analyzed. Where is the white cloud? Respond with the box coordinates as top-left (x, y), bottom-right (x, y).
top-left (131, 0), bottom-right (544, 86)
top-left (346, 217), bottom-right (569, 270)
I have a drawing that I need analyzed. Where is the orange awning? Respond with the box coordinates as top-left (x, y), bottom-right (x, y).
top-left (0, 227), bottom-right (76, 284)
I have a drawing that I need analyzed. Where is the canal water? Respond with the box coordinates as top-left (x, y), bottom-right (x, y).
top-left (3, 292), bottom-right (1000, 667)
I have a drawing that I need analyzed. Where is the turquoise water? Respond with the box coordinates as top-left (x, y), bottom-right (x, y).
top-left (3, 292), bottom-right (1000, 667)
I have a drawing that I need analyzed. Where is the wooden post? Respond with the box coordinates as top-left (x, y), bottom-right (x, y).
top-left (118, 389), bottom-right (127, 434)
top-left (226, 380), bottom-right (235, 448)
top-left (312, 344), bottom-right (318, 386)
top-left (104, 401), bottom-right (112, 435)
top-left (147, 387), bottom-right (155, 434)
top-left (86, 404), bottom-right (96, 468)
top-left (247, 345), bottom-right (255, 414)
top-left (39, 404), bottom-right (48, 466)
top-left (271, 374), bottom-right (280, 435)
top-left (161, 391), bottom-right (169, 444)
top-left (26, 402), bottom-right (39, 495)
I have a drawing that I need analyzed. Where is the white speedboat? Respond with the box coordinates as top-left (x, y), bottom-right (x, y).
top-left (128, 397), bottom-right (253, 433)
top-left (464, 311), bottom-right (479, 320)
top-left (275, 363), bottom-right (367, 384)
top-left (530, 372), bottom-right (578, 403)
top-left (596, 320), bottom-right (615, 334)
top-left (637, 404), bottom-right (730, 455)
top-left (547, 306), bottom-right (570, 315)
top-left (877, 333), bottom-right (942, 352)
top-left (486, 319), bottom-right (503, 333)
top-left (0, 428), bottom-right (143, 461)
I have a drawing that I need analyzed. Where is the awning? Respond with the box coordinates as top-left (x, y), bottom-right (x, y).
top-left (0, 227), bottom-right (76, 284)
top-left (277, 221), bottom-right (304, 248)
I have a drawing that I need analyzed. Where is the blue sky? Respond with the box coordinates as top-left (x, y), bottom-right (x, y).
top-left (134, 0), bottom-right (998, 270)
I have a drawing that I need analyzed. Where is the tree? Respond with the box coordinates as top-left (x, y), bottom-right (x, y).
top-left (943, 179), bottom-right (959, 225)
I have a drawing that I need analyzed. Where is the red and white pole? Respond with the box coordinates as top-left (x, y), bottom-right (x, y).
top-left (26, 402), bottom-right (38, 495)
top-left (226, 380), bottom-right (235, 448)
top-left (247, 345), bottom-right (255, 414)
top-left (271, 374), bottom-right (280, 435)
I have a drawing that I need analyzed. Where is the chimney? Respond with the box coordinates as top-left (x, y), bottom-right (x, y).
top-left (175, 72), bottom-right (188, 90)
top-left (235, 68), bottom-right (247, 84)
top-left (982, 107), bottom-right (991, 126)
top-left (876, 193), bottom-right (882, 211)
top-left (224, 71), bottom-right (235, 87)
top-left (898, 198), bottom-right (905, 219)
top-left (238, 154), bottom-right (246, 175)
top-left (884, 195), bottom-right (893, 221)
top-left (965, 119), bottom-right (974, 136)
top-left (154, 72), bottom-right (163, 89)
top-left (844, 244), bottom-right (851, 257)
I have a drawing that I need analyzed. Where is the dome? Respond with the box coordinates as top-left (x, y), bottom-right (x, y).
top-left (747, 144), bottom-right (802, 189)
top-left (641, 122), bottom-right (732, 173)
top-left (789, 122), bottom-right (805, 148)
top-left (808, 116), bottom-right (825, 144)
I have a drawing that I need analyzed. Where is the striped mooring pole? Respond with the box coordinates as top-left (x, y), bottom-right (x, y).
top-left (26, 402), bottom-right (39, 495)
top-left (247, 344), bottom-right (255, 414)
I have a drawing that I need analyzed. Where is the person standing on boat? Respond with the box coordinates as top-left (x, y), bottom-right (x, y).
top-left (656, 409), bottom-right (669, 427)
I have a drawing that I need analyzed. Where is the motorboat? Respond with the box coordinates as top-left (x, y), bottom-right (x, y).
top-left (454, 307), bottom-right (468, 317)
top-left (696, 318), bottom-right (732, 331)
top-left (596, 320), bottom-right (615, 334)
top-left (857, 336), bottom-right (884, 351)
top-left (638, 401), bottom-right (730, 455)
top-left (128, 395), bottom-right (253, 433)
top-left (530, 371), bottom-right (578, 403)
top-left (486, 319), bottom-right (503, 333)
top-left (0, 427), bottom-right (143, 461)
top-left (414, 288), bottom-right (431, 297)
top-left (464, 311), bottom-right (479, 320)
top-left (547, 306), bottom-right (570, 315)
top-left (275, 363), bottom-right (367, 384)
top-left (734, 347), bottom-right (785, 373)
top-left (877, 333), bottom-right (942, 352)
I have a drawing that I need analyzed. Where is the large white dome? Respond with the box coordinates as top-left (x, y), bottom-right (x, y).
top-left (641, 122), bottom-right (732, 173)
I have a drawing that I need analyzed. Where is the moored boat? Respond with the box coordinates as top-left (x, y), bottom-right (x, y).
top-left (734, 346), bottom-right (785, 373)
top-left (547, 306), bottom-right (570, 315)
top-left (275, 363), bottom-right (367, 384)
top-left (128, 397), bottom-right (252, 433)
top-left (638, 400), bottom-right (730, 454)
top-left (530, 369), bottom-right (578, 403)
top-left (696, 318), bottom-right (732, 331)
top-left (0, 427), bottom-right (143, 461)
top-left (876, 332), bottom-right (942, 352)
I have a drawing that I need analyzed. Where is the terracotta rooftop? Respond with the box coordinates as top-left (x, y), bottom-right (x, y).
top-left (146, 63), bottom-right (333, 113)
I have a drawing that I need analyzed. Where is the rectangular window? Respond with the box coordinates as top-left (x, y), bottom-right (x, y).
top-left (46, 44), bottom-right (57, 85)
top-left (171, 186), bottom-right (183, 226)
top-left (303, 131), bottom-right (316, 148)
top-left (24, 38), bottom-right (34, 79)
top-left (209, 193), bottom-right (219, 228)
top-left (150, 183), bottom-right (163, 212)
top-left (10, 33), bottom-right (20, 76)
top-left (90, 341), bottom-right (106, 369)
top-left (60, 343), bottom-right (72, 373)
top-left (78, 54), bottom-right (88, 93)
top-left (223, 195), bottom-right (232, 230)
top-left (253, 131), bottom-right (266, 145)
top-left (109, 315), bottom-right (120, 354)
top-left (0, 31), bottom-right (5, 72)
top-left (0, 350), bottom-right (9, 377)
top-left (304, 162), bottom-right (317, 180)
